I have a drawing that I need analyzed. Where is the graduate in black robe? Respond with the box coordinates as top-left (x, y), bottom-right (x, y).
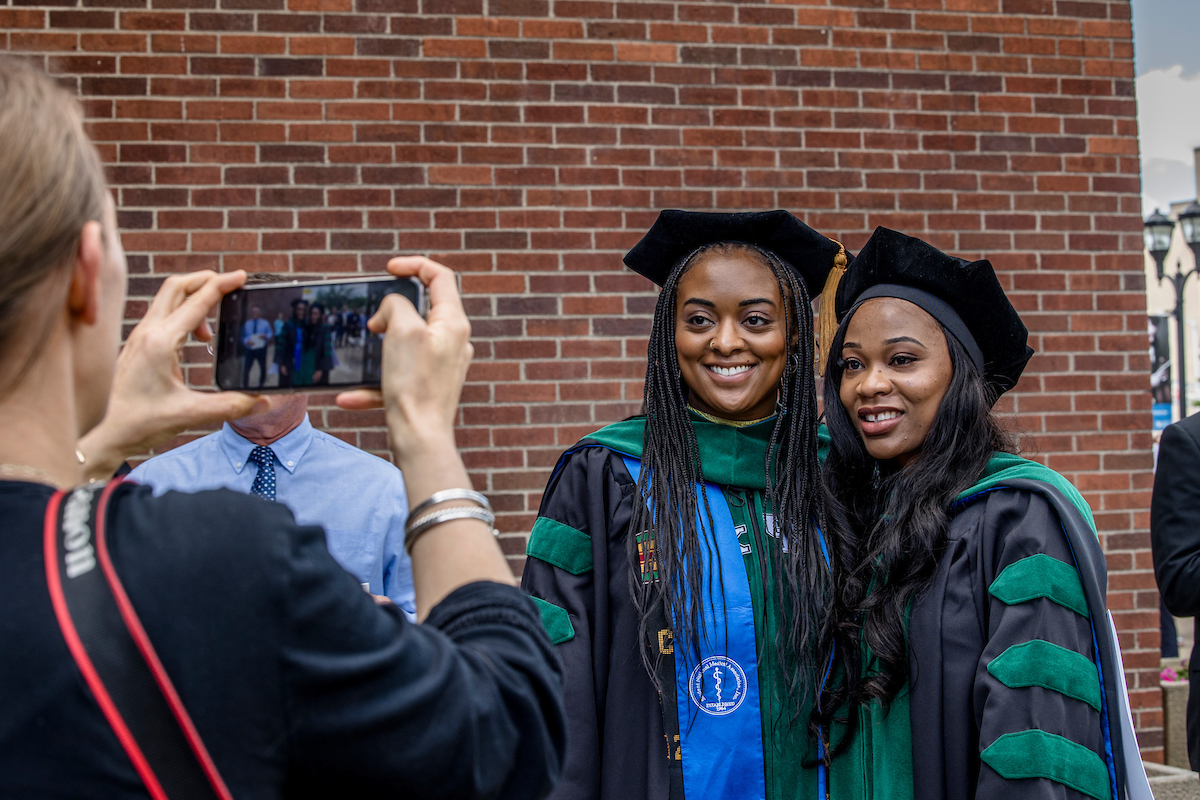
top-left (816, 227), bottom-right (1146, 800)
top-left (522, 211), bottom-right (900, 800)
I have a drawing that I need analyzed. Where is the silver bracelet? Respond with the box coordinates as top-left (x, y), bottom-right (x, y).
top-left (404, 506), bottom-right (497, 555)
top-left (407, 488), bottom-right (492, 526)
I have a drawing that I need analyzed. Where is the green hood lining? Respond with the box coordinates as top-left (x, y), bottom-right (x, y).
top-left (581, 412), bottom-right (777, 492)
top-left (955, 452), bottom-right (1096, 534)
top-left (583, 420), bottom-right (1093, 534)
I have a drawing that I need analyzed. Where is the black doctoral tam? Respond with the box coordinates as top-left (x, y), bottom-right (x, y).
top-left (835, 226), bottom-right (1034, 399)
top-left (623, 208), bottom-right (843, 297)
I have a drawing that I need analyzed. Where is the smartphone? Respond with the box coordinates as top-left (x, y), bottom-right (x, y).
top-left (214, 275), bottom-right (427, 392)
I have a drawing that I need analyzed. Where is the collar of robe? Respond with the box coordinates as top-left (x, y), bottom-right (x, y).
top-left (811, 423), bottom-right (1093, 535)
top-left (687, 405), bottom-right (776, 428)
top-left (955, 451), bottom-right (1096, 535)
top-left (583, 410), bottom-right (777, 492)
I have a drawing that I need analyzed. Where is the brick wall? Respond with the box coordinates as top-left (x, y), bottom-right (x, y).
top-left (4, 0), bottom-right (1160, 754)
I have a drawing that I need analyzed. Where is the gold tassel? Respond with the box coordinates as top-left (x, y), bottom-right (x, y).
top-left (815, 241), bottom-right (848, 376)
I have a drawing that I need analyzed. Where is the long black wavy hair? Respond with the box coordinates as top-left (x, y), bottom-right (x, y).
top-left (815, 301), bottom-right (1014, 726)
top-left (628, 241), bottom-right (831, 721)
top-left (303, 302), bottom-right (326, 349)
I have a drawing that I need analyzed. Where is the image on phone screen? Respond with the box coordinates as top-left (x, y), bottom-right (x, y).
top-left (215, 277), bottom-right (423, 391)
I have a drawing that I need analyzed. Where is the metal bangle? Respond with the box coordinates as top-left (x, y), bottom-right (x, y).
top-left (407, 488), bottom-right (492, 525)
top-left (404, 506), bottom-right (497, 555)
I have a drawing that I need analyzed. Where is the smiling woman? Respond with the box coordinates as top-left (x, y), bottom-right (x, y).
top-left (675, 247), bottom-right (789, 422)
top-left (819, 227), bottom-right (1142, 800)
top-left (836, 296), bottom-right (953, 466)
top-left (520, 210), bottom-right (887, 800)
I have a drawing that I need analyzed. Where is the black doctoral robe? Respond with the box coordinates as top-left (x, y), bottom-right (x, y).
top-left (519, 415), bottom-right (908, 800)
top-left (907, 460), bottom-right (1131, 800)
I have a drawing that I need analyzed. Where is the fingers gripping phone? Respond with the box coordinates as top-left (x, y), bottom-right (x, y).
top-left (215, 276), bottom-right (427, 392)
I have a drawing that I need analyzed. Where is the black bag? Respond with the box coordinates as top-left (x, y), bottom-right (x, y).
top-left (44, 480), bottom-right (233, 800)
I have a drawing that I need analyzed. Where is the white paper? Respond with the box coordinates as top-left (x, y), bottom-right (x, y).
top-left (1108, 611), bottom-right (1155, 800)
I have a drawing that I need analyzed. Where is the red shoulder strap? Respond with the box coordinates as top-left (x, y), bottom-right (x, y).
top-left (44, 480), bottom-right (234, 800)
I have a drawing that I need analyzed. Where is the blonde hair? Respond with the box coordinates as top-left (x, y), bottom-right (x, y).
top-left (0, 55), bottom-right (109, 386)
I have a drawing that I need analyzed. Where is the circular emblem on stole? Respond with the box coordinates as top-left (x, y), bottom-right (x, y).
top-left (689, 656), bottom-right (748, 716)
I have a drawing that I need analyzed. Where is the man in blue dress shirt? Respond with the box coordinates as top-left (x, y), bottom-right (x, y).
top-left (129, 394), bottom-right (415, 617)
top-left (241, 305), bottom-right (274, 389)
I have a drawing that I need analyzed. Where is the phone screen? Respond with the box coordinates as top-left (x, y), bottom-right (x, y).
top-left (215, 276), bottom-right (423, 391)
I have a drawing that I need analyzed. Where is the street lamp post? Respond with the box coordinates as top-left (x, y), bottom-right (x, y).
top-left (1145, 205), bottom-right (1200, 418)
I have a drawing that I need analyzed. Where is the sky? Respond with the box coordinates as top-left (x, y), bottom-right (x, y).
top-left (1132, 0), bottom-right (1200, 214)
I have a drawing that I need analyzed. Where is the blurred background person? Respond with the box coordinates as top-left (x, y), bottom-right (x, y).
top-left (334, 306), bottom-right (348, 347)
top-left (241, 304), bottom-right (273, 389)
top-left (276, 298), bottom-right (307, 388)
top-left (297, 301), bottom-right (333, 386)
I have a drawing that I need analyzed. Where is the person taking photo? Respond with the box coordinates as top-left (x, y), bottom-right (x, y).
top-left (0, 54), bottom-right (565, 800)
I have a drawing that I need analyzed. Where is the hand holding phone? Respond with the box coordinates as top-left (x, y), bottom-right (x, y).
top-left (336, 257), bottom-right (472, 457)
top-left (78, 271), bottom-right (267, 478)
top-left (338, 256), bottom-right (510, 618)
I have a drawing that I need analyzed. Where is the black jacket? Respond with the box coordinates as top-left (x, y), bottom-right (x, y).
top-left (1151, 412), bottom-right (1200, 769)
top-left (0, 480), bottom-right (565, 799)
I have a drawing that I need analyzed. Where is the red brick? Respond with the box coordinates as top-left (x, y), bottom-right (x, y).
top-left (12, 32), bottom-right (80, 51)
top-left (183, 101), bottom-right (252, 123)
top-left (120, 56), bottom-right (188, 75)
top-left (192, 231), bottom-right (259, 251)
top-left (218, 35), bottom-right (286, 55)
top-left (288, 0), bottom-right (352, 10)
top-left (616, 42), bottom-right (677, 62)
top-left (287, 36), bottom-right (353, 56)
top-left (118, 12), bottom-right (186, 31)
top-left (151, 34), bottom-right (217, 53)
top-left (77, 33), bottom-right (146, 52)
top-left (424, 37), bottom-right (486, 58)
top-left (0, 9), bottom-right (46, 28)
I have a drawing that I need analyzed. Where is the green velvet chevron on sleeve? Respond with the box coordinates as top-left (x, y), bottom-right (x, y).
top-left (986, 639), bottom-right (1101, 711)
top-left (525, 516), bottom-right (593, 575)
top-left (980, 730), bottom-right (1112, 800)
top-left (988, 553), bottom-right (1088, 617)
top-left (529, 596), bottom-right (575, 645)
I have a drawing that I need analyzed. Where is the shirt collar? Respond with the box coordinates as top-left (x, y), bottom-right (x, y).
top-left (218, 414), bottom-right (315, 475)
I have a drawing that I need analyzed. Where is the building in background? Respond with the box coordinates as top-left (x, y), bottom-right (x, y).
top-left (4, 0), bottom-right (1161, 757)
top-left (1144, 153), bottom-right (1200, 424)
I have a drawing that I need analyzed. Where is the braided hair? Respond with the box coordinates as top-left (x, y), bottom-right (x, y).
top-left (628, 241), bottom-right (830, 721)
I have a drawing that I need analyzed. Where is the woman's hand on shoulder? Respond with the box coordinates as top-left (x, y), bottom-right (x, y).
top-left (78, 270), bottom-right (267, 480)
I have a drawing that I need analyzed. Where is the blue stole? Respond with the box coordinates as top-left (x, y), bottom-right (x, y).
top-left (292, 322), bottom-right (303, 371)
top-left (623, 457), bottom-right (767, 800)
